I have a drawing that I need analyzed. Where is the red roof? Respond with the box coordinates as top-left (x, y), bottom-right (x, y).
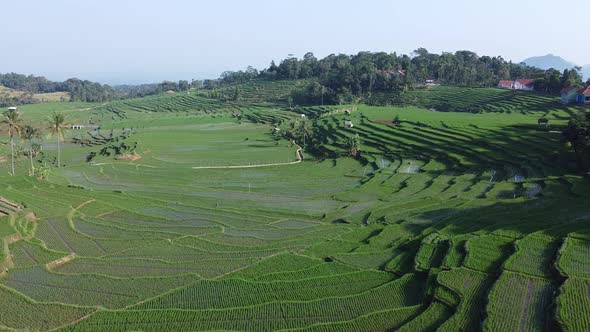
top-left (578, 85), bottom-right (590, 96)
top-left (515, 79), bottom-right (535, 86)
top-left (498, 80), bottom-right (513, 88)
top-left (561, 86), bottom-right (578, 94)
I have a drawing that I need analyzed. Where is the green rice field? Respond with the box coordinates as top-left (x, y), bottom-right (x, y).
top-left (0, 83), bottom-right (588, 331)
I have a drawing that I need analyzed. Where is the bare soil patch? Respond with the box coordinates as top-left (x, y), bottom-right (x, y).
top-left (25, 212), bottom-right (39, 222)
top-left (116, 152), bottom-right (142, 161)
top-left (0, 197), bottom-right (20, 210)
top-left (46, 253), bottom-right (77, 270)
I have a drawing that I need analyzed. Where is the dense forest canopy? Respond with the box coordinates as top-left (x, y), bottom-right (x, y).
top-left (217, 49), bottom-right (587, 105)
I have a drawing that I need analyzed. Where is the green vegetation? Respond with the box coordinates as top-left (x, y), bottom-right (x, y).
top-left (0, 82), bottom-right (588, 331)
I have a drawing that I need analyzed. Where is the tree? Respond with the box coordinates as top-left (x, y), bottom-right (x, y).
top-left (47, 112), bottom-right (66, 168)
top-left (345, 134), bottom-right (361, 158)
top-left (276, 118), bottom-right (314, 148)
top-left (297, 118), bottom-right (313, 147)
top-left (191, 79), bottom-right (203, 89)
top-left (562, 111), bottom-right (590, 171)
top-left (1, 110), bottom-right (22, 175)
top-left (178, 80), bottom-right (190, 91)
top-left (233, 86), bottom-right (241, 101)
top-left (20, 125), bottom-right (41, 172)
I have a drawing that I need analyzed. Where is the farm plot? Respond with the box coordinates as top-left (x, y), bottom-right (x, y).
top-left (484, 271), bottom-right (554, 332)
top-left (65, 274), bottom-right (425, 331)
top-left (462, 233), bottom-right (514, 273)
top-left (437, 268), bottom-right (493, 332)
top-left (556, 277), bottom-right (590, 332)
top-left (503, 233), bottom-right (559, 278)
top-left (3, 267), bottom-right (199, 308)
top-left (557, 236), bottom-right (590, 279)
top-left (0, 285), bottom-right (94, 331)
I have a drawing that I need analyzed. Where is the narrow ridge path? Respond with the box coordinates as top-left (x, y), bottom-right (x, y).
top-left (192, 144), bottom-right (303, 170)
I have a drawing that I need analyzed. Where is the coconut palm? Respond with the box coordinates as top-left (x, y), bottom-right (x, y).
top-left (297, 118), bottom-right (313, 147)
top-left (1, 110), bottom-right (23, 176)
top-left (21, 125), bottom-right (41, 171)
top-left (47, 112), bottom-right (66, 168)
top-left (345, 134), bottom-right (361, 158)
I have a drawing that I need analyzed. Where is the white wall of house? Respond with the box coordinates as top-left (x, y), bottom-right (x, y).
top-left (514, 82), bottom-right (534, 91)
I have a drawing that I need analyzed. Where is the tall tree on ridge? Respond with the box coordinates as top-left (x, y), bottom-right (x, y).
top-left (21, 125), bottom-right (41, 172)
top-left (1, 109), bottom-right (22, 176)
top-left (47, 112), bottom-right (66, 168)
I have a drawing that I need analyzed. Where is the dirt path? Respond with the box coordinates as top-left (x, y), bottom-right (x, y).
top-left (192, 145), bottom-right (303, 170)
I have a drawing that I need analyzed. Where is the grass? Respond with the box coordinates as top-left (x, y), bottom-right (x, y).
top-left (0, 84), bottom-right (588, 331)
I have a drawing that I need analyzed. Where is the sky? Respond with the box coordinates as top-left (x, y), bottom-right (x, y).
top-left (1, 0), bottom-right (589, 85)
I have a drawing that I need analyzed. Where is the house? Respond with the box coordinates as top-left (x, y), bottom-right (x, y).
top-left (560, 86), bottom-right (579, 104)
top-left (166, 90), bottom-right (176, 94)
top-left (497, 80), bottom-right (514, 89)
top-left (70, 125), bottom-right (99, 130)
top-left (513, 79), bottom-right (535, 91)
top-left (576, 85), bottom-right (590, 105)
top-left (344, 120), bottom-right (353, 128)
top-left (425, 79), bottom-right (436, 85)
top-left (497, 79), bottom-right (535, 91)
top-left (7, 107), bottom-right (18, 112)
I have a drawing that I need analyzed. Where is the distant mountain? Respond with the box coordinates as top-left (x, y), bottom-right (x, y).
top-left (522, 54), bottom-right (577, 72)
top-left (582, 65), bottom-right (590, 81)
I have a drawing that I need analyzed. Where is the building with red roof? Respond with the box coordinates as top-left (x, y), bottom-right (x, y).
top-left (561, 86), bottom-right (579, 104)
top-left (576, 85), bottom-right (590, 105)
top-left (513, 79), bottom-right (535, 91)
top-left (497, 80), bottom-right (513, 89)
top-left (497, 79), bottom-right (535, 91)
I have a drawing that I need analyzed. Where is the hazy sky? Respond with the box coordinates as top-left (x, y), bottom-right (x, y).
top-left (1, 0), bottom-right (588, 85)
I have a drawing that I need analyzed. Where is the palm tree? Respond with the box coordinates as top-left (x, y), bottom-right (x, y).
top-left (47, 112), bottom-right (65, 168)
top-left (21, 125), bottom-right (41, 171)
top-left (1, 110), bottom-right (23, 176)
top-left (297, 118), bottom-right (313, 147)
top-left (345, 134), bottom-right (361, 158)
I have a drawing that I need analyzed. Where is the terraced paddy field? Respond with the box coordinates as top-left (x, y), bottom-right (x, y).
top-left (0, 85), bottom-right (589, 331)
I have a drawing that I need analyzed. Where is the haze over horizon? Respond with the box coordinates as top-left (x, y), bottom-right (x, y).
top-left (2, 0), bottom-right (589, 85)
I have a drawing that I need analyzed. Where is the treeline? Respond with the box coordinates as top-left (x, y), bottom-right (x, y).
top-left (113, 80), bottom-right (202, 98)
top-left (0, 73), bottom-right (116, 103)
top-left (0, 73), bottom-right (209, 105)
top-left (217, 49), bottom-right (586, 105)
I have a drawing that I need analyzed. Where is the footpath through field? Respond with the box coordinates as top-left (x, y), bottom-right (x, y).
top-left (191, 144), bottom-right (303, 170)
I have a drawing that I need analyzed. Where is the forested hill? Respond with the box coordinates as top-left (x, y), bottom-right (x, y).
top-left (217, 49), bottom-right (587, 105)
top-left (0, 73), bottom-right (116, 103)
top-left (0, 73), bottom-right (203, 106)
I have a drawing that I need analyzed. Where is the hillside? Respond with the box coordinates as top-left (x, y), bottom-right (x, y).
top-left (0, 85), bottom-right (71, 107)
top-left (522, 54), bottom-right (576, 72)
top-left (0, 85), bottom-right (589, 331)
top-left (522, 54), bottom-right (590, 80)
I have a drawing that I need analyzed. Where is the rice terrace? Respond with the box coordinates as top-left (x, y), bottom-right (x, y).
top-left (1, 4), bottom-right (590, 330)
